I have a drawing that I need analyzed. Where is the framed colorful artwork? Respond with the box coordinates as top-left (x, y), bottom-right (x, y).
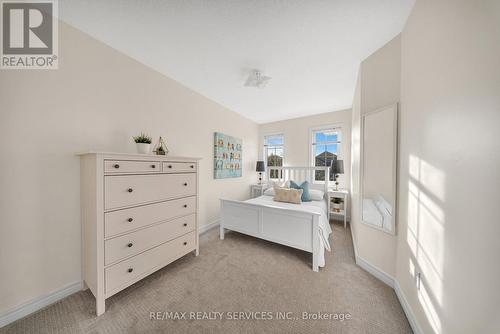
top-left (214, 132), bottom-right (242, 179)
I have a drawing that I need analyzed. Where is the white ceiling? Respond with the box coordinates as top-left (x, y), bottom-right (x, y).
top-left (59, 0), bottom-right (414, 124)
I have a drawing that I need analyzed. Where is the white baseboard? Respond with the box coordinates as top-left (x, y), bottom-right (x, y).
top-left (199, 219), bottom-right (219, 234)
top-left (356, 256), bottom-right (394, 289)
top-left (350, 226), bottom-right (394, 287)
top-left (350, 226), bottom-right (423, 333)
top-left (394, 280), bottom-right (423, 334)
top-left (2, 221), bottom-right (421, 333)
top-left (355, 253), bottom-right (395, 288)
top-left (356, 258), bottom-right (424, 334)
top-left (0, 281), bottom-right (83, 328)
top-left (1, 220), bottom-right (219, 328)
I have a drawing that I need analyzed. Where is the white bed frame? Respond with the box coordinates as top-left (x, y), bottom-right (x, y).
top-left (220, 166), bottom-right (330, 272)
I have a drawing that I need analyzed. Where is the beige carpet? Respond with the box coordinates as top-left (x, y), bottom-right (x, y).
top-left (1, 222), bottom-right (412, 334)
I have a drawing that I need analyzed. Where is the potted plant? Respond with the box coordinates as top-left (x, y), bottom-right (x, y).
top-left (133, 133), bottom-right (152, 154)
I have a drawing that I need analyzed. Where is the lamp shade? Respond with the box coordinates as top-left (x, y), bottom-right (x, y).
top-left (331, 159), bottom-right (344, 174)
top-left (256, 161), bottom-right (265, 172)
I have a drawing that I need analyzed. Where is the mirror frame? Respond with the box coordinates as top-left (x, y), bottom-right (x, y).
top-left (360, 103), bottom-right (399, 235)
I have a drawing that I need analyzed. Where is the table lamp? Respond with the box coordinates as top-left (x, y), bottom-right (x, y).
top-left (330, 159), bottom-right (344, 190)
top-left (256, 161), bottom-right (265, 184)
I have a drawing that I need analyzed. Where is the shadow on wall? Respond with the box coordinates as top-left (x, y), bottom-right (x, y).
top-left (406, 154), bottom-right (446, 334)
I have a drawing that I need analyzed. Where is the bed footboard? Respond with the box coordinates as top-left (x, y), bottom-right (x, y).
top-left (220, 199), bottom-right (321, 271)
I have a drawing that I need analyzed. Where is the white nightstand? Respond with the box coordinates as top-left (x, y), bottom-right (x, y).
top-left (250, 184), bottom-right (268, 198)
top-left (327, 189), bottom-right (349, 228)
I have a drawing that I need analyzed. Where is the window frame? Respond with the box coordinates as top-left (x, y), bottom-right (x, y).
top-left (263, 133), bottom-right (285, 180)
top-left (308, 124), bottom-right (344, 184)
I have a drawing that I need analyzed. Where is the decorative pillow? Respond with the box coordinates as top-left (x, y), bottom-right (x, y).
top-left (264, 180), bottom-right (289, 196)
top-left (289, 181), bottom-right (311, 202)
top-left (273, 187), bottom-right (303, 204)
top-left (309, 189), bottom-right (325, 201)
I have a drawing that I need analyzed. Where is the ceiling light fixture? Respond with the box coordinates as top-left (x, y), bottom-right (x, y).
top-left (244, 70), bottom-right (271, 88)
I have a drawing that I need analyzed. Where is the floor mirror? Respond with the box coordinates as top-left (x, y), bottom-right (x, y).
top-left (361, 104), bottom-right (398, 235)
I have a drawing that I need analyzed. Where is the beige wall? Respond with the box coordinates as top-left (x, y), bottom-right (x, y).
top-left (350, 73), bottom-right (362, 249)
top-left (396, 1), bottom-right (500, 333)
top-left (353, 1), bottom-right (500, 332)
top-left (350, 35), bottom-right (401, 277)
top-left (259, 109), bottom-right (352, 191)
top-left (0, 22), bottom-right (259, 315)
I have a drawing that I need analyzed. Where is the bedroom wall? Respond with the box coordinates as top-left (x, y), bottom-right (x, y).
top-left (258, 109), bottom-right (352, 190)
top-left (395, 0), bottom-right (500, 333)
top-left (0, 22), bottom-right (259, 316)
top-left (350, 73), bottom-right (362, 250)
top-left (350, 35), bottom-right (401, 278)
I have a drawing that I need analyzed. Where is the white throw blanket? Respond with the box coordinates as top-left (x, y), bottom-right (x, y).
top-left (245, 195), bottom-right (332, 267)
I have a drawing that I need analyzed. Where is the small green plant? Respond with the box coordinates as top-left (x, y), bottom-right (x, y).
top-left (133, 133), bottom-right (152, 144)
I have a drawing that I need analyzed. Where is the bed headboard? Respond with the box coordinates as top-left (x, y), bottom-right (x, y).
top-left (266, 166), bottom-right (330, 193)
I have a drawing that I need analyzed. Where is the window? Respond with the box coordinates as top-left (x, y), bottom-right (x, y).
top-left (310, 126), bottom-right (342, 182)
top-left (264, 134), bottom-right (284, 179)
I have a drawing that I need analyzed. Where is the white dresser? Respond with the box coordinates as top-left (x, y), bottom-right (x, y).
top-left (78, 152), bottom-right (200, 315)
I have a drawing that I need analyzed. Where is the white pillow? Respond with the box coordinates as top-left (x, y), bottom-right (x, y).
top-left (263, 187), bottom-right (275, 196)
top-left (375, 195), bottom-right (392, 216)
top-left (263, 180), bottom-right (289, 196)
top-left (309, 189), bottom-right (325, 201)
top-left (272, 180), bottom-right (289, 188)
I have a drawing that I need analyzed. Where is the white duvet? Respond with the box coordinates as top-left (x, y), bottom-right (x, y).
top-left (244, 195), bottom-right (332, 267)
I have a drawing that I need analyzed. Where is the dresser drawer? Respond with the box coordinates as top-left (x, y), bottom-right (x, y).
top-left (104, 160), bottom-right (161, 174)
top-left (105, 197), bottom-right (196, 237)
top-left (105, 173), bottom-right (196, 210)
top-left (162, 162), bottom-right (196, 173)
top-left (105, 231), bottom-right (195, 294)
top-left (105, 214), bottom-right (195, 265)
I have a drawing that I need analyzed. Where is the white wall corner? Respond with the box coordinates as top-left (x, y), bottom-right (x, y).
top-left (350, 225), bottom-right (359, 259)
top-left (355, 253), bottom-right (395, 288)
top-left (0, 281), bottom-right (83, 328)
top-left (350, 224), bottom-right (394, 287)
top-left (199, 219), bottom-right (220, 235)
top-left (350, 227), bottom-right (423, 333)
